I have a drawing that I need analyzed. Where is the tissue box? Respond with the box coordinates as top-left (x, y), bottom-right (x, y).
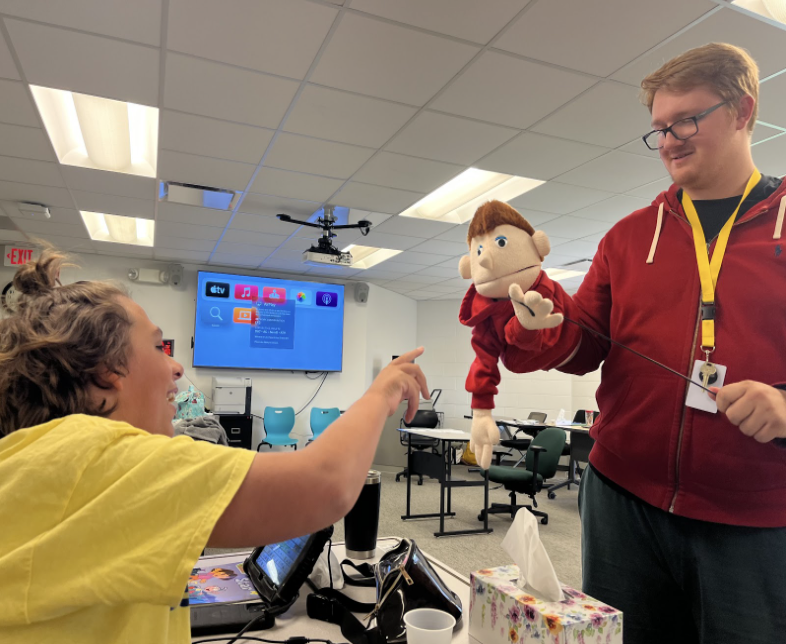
top-left (469, 565), bottom-right (622, 644)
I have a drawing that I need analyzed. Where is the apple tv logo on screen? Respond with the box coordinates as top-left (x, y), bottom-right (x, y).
top-left (205, 281), bottom-right (229, 298)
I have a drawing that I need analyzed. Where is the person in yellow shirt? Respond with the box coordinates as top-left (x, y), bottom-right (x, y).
top-left (0, 248), bottom-right (429, 644)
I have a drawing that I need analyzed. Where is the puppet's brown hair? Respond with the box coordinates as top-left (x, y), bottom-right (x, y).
top-left (467, 200), bottom-right (535, 245)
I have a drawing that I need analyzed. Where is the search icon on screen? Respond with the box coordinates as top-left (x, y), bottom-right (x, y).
top-left (210, 307), bottom-right (223, 321)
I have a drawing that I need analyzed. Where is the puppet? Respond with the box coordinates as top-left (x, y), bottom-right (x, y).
top-left (458, 200), bottom-right (562, 470)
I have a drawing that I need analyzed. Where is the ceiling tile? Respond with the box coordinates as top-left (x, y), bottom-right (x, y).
top-left (167, 0), bottom-right (336, 80)
top-left (430, 50), bottom-right (596, 129)
top-left (0, 31), bottom-right (20, 80)
top-left (93, 241), bottom-right (154, 258)
top-left (258, 259), bottom-right (309, 274)
top-left (154, 248), bottom-right (211, 263)
top-left (624, 176), bottom-right (674, 199)
top-left (310, 12), bottom-right (480, 106)
top-left (509, 181), bottom-right (614, 214)
top-left (306, 265), bottom-right (363, 278)
top-left (617, 137), bottom-right (661, 159)
top-left (220, 229), bottom-right (289, 248)
top-left (412, 265), bottom-right (460, 278)
top-left (510, 208), bottom-right (561, 227)
top-left (542, 252), bottom-right (587, 269)
top-left (61, 166), bottom-right (156, 199)
top-left (0, 156), bottom-right (64, 187)
top-left (751, 121), bottom-right (786, 145)
top-left (386, 111), bottom-right (518, 165)
top-left (0, 181), bottom-right (74, 208)
top-left (406, 290), bottom-right (442, 300)
top-left (408, 238), bottom-right (468, 256)
top-left (352, 152), bottom-right (463, 193)
top-left (387, 250), bottom-right (450, 266)
top-left (752, 133), bottom-right (786, 178)
top-left (568, 194), bottom-right (651, 224)
top-left (14, 219), bottom-right (88, 238)
top-left (157, 201), bottom-right (232, 228)
top-left (356, 230), bottom-right (424, 251)
top-left (155, 221), bottom-right (224, 241)
top-left (612, 7), bottom-right (786, 85)
top-left (155, 235), bottom-right (216, 252)
top-left (538, 215), bottom-right (611, 239)
top-left (494, 0), bottom-right (714, 77)
top-left (284, 83), bottom-right (418, 148)
top-left (6, 19), bottom-right (159, 105)
top-left (0, 230), bottom-right (30, 244)
top-left (351, 0), bottom-right (529, 43)
top-left (759, 73), bottom-right (786, 130)
top-left (404, 273), bottom-right (450, 284)
top-left (214, 241), bottom-right (276, 257)
top-left (264, 132), bottom-right (375, 179)
top-left (71, 191), bottom-right (155, 219)
top-left (332, 181), bottom-right (424, 214)
top-left (160, 111), bottom-right (274, 165)
top-left (434, 224), bottom-right (470, 244)
top-left (164, 53), bottom-right (299, 128)
top-left (550, 239), bottom-right (601, 259)
top-left (532, 81), bottom-right (649, 148)
top-left (158, 150), bottom-right (256, 192)
top-left (476, 131), bottom-right (609, 180)
top-left (230, 212), bottom-right (301, 236)
top-left (249, 167), bottom-right (344, 203)
top-left (0, 0), bottom-right (162, 46)
top-left (19, 233), bottom-right (93, 251)
top-left (372, 216), bottom-right (457, 239)
top-left (354, 267), bottom-right (412, 280)
top-left (555, 151), bottom-right (668, 193)
top-left (209, 252), bottom-right (264, 267)
top-left (238, 192), bottom-right (322, 218)
top-left (0, 79), bottom-right (39, 126)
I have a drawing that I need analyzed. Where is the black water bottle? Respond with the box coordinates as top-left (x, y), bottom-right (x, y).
top-left (344, 470), bottom-right (381, 559)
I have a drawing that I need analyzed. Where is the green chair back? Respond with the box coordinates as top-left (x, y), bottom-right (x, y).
top-left (525, 428), bottom-right (567, 478)
top-left (310, 407), bottom-right (340, 439)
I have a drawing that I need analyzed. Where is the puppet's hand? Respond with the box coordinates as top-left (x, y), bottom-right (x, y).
top-left (509, 284), bottom-right (563, 331)
top-left (470, 409), bottom-right (500, 471)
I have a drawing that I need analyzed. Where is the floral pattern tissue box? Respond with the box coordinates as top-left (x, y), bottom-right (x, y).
top-left (469, 566), bottom-right (622, 644)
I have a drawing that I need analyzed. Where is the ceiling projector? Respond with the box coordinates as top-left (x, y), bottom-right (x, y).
top-left (276, 205), bottom-right (372, 268)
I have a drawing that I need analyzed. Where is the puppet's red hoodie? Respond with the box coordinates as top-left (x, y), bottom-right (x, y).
top-left (464, 179), bottom-right (786, 527)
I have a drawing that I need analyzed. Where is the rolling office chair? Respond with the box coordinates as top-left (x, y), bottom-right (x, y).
top-left (395, 389), bottom-right (442, 486)
top-left (496, 411), bottom-right (548, 467)
top-left (257, 406), bottom-right (298, 451)
top-left (307, 407), bottom-right (340, 445)
top-left (478, 427), bottom-right (566, 525)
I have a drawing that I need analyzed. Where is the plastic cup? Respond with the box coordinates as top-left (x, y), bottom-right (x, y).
top-left (404, 608), bottom-right (456, 644)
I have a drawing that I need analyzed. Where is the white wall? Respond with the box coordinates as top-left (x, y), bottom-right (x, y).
top-left (415, 300), bottom-right (601, 430)
top-left (0, 253), bottom-right (417, 448)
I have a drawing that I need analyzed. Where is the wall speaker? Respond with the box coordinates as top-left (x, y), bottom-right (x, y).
top-left (354, 282), bottom-right (369, 303)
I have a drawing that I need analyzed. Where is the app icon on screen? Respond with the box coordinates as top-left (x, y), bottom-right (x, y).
top-left (295, 291), bottom-right (310, 305)
top-left (316, 291), bottom-right (338, 307)
top-left (205, 281), bottom-right (230, 298)
top-left (263, 286), bottom-right (286, 303)
top-left (200, 304), bottom-right (231, 327)
top-left (234, 284), bottom-right (258, 301)
top-left (233, 308), bottom-right (257, 324)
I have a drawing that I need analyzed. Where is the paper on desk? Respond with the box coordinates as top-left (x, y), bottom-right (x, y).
top-left (501, 508), bottom-right (564, 602)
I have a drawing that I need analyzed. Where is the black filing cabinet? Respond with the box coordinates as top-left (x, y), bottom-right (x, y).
top-left (218, 414), bottom-right (253, 450)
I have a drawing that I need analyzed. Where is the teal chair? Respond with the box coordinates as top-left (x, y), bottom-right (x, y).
top-left (478, 427), bottom-right (566, 525)
top-left (257, 407), bottom-right (298, 451)
top-left (307, 407), bottom-right (340, 444)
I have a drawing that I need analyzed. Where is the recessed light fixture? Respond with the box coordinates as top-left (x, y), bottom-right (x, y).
top-left (545, 268), bottom-right (586, 281)
top-left (342, 244), bottom-right (402, 269)
top-left (80, 211), bottom-right (155, 247)
top-left (732, 0), bottom-right (786, 24)
top-left (399, 168), bottom-right (544, 224)
top-left (31, 85), bottom-right (158, 177)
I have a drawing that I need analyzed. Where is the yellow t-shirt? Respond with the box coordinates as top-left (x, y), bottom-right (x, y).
top-left (0, 414), bottom-right (256, 644)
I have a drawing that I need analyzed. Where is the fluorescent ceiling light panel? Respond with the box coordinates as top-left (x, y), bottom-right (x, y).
top-left (732, 0), bottom-right (786, 24)
top-left (399, 168), bottom-right (544, 224)
top-left (343, 244), bottom-right (402, 269)
top-left (80, 211), bottom-right (155, 246)
top-left (31, 86), bottom-right (158, 177)
top-left (545, 268), bottom-right (585, 281)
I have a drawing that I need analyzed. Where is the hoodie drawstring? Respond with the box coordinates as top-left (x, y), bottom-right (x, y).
top-left (774, 195), bottom-right (786, 240)
top-left (646, 202), bottom-right (664, 264)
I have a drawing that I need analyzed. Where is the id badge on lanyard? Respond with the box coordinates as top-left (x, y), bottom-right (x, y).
top-left (683, 169), bottom-right (760, 413)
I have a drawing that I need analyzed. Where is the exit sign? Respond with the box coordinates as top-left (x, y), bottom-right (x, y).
top-left (4, 246), bottom-right (39, 267)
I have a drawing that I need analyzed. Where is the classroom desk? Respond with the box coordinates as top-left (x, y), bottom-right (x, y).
top-left (191, 538), bottom-right (473, 643)
top-left (399, 428), bottom-right (493, 538)
top-left (546, 425), bottom-right (594, 499)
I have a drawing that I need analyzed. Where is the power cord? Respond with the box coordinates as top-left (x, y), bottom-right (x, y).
top-left (295, 372), bottom-right (329, 415)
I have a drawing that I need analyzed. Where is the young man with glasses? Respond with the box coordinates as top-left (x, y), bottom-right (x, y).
top-left (493, 43), bottom-right (786, 643)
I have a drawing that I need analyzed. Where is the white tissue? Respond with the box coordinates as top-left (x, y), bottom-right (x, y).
top-left (308, 542), bottom-right (344, 590)
top-left (501, 508), bottom-right (565, 602)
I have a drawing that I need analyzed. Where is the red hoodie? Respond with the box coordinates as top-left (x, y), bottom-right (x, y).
top-left (481, 180), bottom-right (786, 527)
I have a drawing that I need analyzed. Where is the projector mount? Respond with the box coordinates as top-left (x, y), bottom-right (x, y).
top-left (277, 206), bottom-right (372, 258)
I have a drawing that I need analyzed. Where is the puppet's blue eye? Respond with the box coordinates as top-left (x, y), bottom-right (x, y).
top-left (477, 245), bottom-right (483, 256)
top-left (495, 236), bottom-right (508, 248)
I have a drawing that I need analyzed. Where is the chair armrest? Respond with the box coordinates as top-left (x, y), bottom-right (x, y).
top-left (529, 445), bottom-right (546, 494)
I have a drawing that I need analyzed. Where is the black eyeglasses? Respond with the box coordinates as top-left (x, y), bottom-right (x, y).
top-left (642, 101), bottom-right (728, 151)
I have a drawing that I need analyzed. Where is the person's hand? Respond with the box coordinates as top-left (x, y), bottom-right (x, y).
top-left (710, 381), bottom-right (786, 443)
top-left (509, 284), bottom-right (563, 331)
top-left (367, 348), bottom-right (430, 424)
top-left (470, 409), bottom-right (500, 470)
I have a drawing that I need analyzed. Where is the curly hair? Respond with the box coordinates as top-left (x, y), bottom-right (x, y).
top-left (0, 247), bottom-right (133, 435)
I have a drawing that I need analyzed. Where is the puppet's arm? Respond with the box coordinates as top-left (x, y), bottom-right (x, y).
top-left (466, 329), bottom-right (503, 470)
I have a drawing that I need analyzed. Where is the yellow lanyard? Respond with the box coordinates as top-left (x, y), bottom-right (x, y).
top-left (681, 169), bottom-right (761, 353)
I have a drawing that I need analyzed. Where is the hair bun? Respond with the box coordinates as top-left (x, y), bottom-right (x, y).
top-left (12, 247), bottom-right (67, 298)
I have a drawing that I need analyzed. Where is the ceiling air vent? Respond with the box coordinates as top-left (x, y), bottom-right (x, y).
top-left (159, 181), bottom-right (239, 211)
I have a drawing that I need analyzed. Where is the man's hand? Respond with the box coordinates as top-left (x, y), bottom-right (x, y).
top-left (367, 348), bottom-right (430, 424)
top-left (710, 381), bottom-right (786, 443)
top-left (470, 409), bottom-right (500, 470)
top-left (509, 284), bottom-right (563, 331)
